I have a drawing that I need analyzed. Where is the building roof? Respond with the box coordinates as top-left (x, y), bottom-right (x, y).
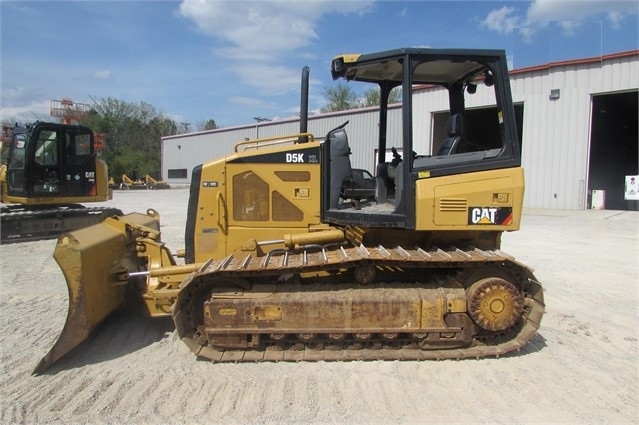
top-left (510, 50), bottom-right (638, 76)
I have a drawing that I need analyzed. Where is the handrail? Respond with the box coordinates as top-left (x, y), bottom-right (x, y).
top-left (234, 133), bottom-right (315, 152)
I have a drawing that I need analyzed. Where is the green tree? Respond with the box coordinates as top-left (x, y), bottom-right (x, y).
top-left (361, 87), bottom-right (402, 107)
top-left (320, 82), bottom-right (359, 112)
top-left (322, 84), bottom-right (402, 112)
top-left (205, 119), bottom-right (218, 130)
top-left (83, 97), bottom-right (177, 179)
top-left (193, 119), bottom-right (220, 132)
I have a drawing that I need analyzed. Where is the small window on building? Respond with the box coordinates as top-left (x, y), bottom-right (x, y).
top-left (168, 169), bottom-right (187, 179)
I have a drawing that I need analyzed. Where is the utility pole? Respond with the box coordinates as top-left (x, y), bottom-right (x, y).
top-left (180, 121), bottom-right (191, 132)
top-left (253, 117), bottom-right (272, 139)
top-left (253, 117), bottom-right (272, 122)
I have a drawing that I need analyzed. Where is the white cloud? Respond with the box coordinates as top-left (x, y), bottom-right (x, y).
top-left (0, 100), bottom-right (50, 123)
top-left (481, 0), bottom-right (637, 36)
top-left (230, 96), bottom-right (265, 107)
top-left (607, 10), bottom-right (626, 28)
top-left (480, 6), bottom-right (521, 34)
top-left (525, 0), bottom-right (636, 26)
top-left (232, 63), bottom-right (323, 98)
top-left (517, 27), bottom-right (538, 43)
top-left (93, 70), bottom-right (112, 79)
top-left (179, 0), bottom-right (373, 60)
top-left (557, 20), bottom-right (584, 37)
top-left (1, 87), bottom-right (27, 104)
top-left (178, 0), bottom-right (372, 117)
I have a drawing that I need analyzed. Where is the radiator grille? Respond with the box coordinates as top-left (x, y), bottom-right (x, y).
top-left (274, 171), bottom-right (310, 182)
top-left (272, 191), bottom-right (303, 221)
top-left (438, 198), bottom-right (467, 212)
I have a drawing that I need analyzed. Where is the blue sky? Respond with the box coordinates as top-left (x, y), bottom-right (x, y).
top-left (1, 0), bottom-right (637, 129)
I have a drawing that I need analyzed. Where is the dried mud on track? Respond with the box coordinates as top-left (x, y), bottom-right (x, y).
top-left (1, 188), bottom-right (637, 424)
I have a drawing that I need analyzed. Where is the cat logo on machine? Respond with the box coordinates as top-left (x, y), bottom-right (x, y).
top-left (468, 207), bottom-right (513, 225)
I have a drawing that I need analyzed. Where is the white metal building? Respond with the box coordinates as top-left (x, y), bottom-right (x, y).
top-left (162, 50), bottom-right (638, 210)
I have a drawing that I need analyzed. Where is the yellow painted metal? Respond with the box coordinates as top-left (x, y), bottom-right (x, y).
top-left (201, 284), bottom-right (465, 334)
top-left (234, 133), bottom-right (315, 152)
top-left (0, 164), bottom-right (7, 203)
top-left (136, 234), bottom-right (196, 317)
top-left (332, 53), bottom-right (363, 64)
top-left (283, 229), bottom-right (344, 249)
top-left (34, 211), bottom-right (160, 373)
top-left (414, 167), bottom-right (525, 231)
top-left (192, 140), bottom-right (323, 263)
top-left (420, 288), bottom-right (466, 328)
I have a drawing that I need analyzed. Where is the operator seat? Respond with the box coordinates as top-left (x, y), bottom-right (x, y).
top-left (376, 163), bottom-right (389, 203)
top-left (436, 114), bottom-right (463, 156)
top-left (328, 127), bottom-right (353, 209)
top-left (394, 114), bottom-right (464, 209)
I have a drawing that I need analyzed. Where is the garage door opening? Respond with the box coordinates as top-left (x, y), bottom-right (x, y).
top-left (588, 91), bottom-right (638, 211)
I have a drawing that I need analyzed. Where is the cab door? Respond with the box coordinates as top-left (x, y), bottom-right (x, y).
top-left (30, 125), bottom-right (62, 195)
top-left (6, 132), bottom-right (27, 195)
top-left (60, 126), bottom-right (96, 197)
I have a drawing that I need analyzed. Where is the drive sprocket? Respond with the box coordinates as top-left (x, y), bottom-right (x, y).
top-left (467, 277), bottom-right (523, 331)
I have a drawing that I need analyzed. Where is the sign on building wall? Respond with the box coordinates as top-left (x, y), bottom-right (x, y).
top-left (624, 175), bottom-right (639, 201)
top-left (591, 190), bottom-right (605, 209)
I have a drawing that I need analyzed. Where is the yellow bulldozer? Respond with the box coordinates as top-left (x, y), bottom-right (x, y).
top-left (35, 48), bottom-right (544, 373)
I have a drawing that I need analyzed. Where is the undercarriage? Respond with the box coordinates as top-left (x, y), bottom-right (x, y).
top-left (1, 204), bottom-right (122, 244)
top-left (174, 244), bottom-right (544, 362)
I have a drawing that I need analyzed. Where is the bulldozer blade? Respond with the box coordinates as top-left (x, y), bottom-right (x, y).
top-left (33, 212), bottom-right (159, 374)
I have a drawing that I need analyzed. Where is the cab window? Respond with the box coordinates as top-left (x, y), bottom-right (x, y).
top-left (35, 130), bottom-right (59, 167)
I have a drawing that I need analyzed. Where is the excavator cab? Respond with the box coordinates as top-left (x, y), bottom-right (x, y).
top-left (3, 122), bottom-right (107, 202)
top-left (1, 122), bottom-right (118, 243)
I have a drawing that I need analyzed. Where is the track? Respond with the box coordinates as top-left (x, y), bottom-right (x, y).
top-left (1, 205), bottom-right (122, 244)
top-left (174, 244), bottom-right (545, 362)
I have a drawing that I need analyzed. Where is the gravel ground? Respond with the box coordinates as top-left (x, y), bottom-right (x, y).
top-left (1, 188), bottom-right (637, 424)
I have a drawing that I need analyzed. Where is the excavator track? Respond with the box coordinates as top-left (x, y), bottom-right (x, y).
top-left (1, 205), bottom-right (122, 244)
top-left (174, 244), bottom-right (544, 363)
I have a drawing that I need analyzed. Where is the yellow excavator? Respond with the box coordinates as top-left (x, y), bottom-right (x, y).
top-left (35, 48), bottom-right (544, 373)
top-left (0, 122), bottom-right (121, 243)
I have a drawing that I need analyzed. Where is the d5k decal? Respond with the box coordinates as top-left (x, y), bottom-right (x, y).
top-left (468, 207), bottom-right (513, 225)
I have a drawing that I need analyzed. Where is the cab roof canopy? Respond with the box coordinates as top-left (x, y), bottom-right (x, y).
top-left (331, 47), bottom-right (504, 87)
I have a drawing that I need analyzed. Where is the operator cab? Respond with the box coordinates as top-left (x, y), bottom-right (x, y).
top-left (321, 48), bottom-right (520, 230)
top-left (6, 122), bottom-right (98, 198)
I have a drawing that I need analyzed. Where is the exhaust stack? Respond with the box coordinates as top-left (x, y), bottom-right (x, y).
top-left (299, 66), bottom-right (309, 143)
